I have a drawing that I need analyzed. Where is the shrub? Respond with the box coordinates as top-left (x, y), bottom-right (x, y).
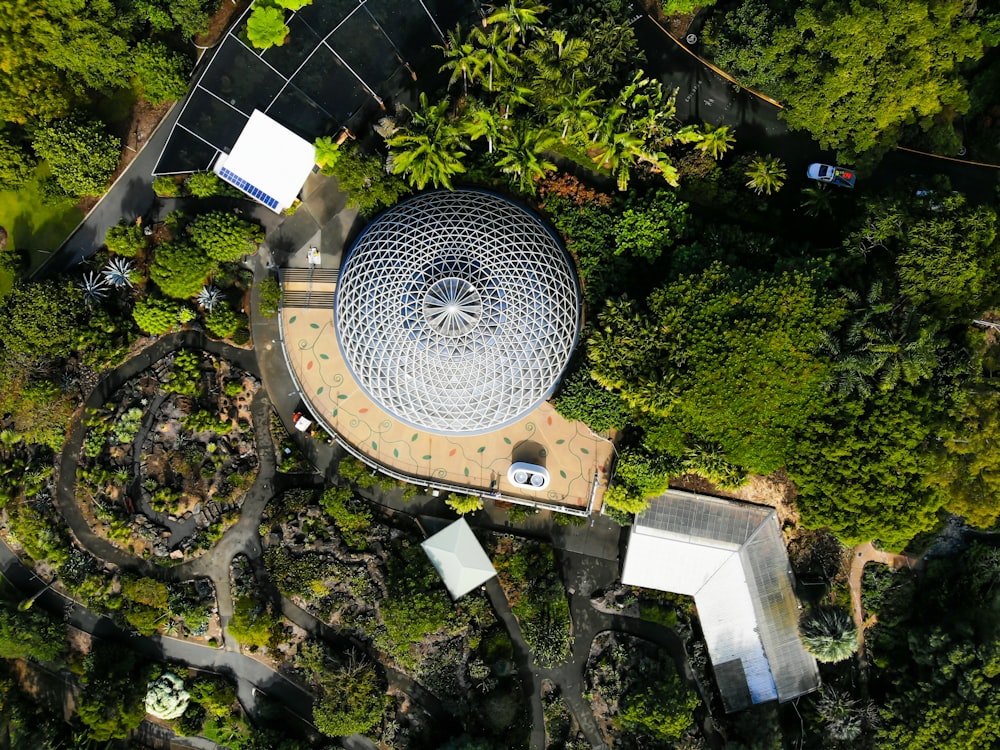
top-left (246, 5), bottom-right (290, 50)
top-left (617, 673), bottom-right (700, 742)
top-left (150, 241), bottom-right (217, 299)
top-left (105, 219), bottom-right (148, 257)
top-left (553, 366), bottom-right (630, 432)
top-left (183, 410), bottom-right (232, 435)
top-left (446, 492), bottom-right (483, 515)
top-left (205, 305), bottom-right (241, 339)
top-left (0, 134), bottom-right (36, 190)
top-left (320, 484), bottom-right (372, 549)
top-left (188, 211), bottom-right (263, 262)
top-left (184, 172), bottom-right (224, 198)
top-left (133, 42), bottom-right (191, 104)
top-left (153, 175), bottom-right (181, 197)
top-left (32, 117), bottom-right (120, 197)
top-left (227, 596), bottom-right (280, 649)
top-left (259, 276), bottom-right (281, 317)
top-left (317, 142), bottom-right (410, 215)
top-left (133, 296), bottom-right (181, 335)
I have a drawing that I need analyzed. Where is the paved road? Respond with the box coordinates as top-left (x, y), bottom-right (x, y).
top-left (636, 15), bottom-right (1000, 197)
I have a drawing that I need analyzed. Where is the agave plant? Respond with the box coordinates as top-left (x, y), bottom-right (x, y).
top-left (103, 256), bottom-right (135, 288)
top-left (197, 285), bottom-right (223, 312)
top-left (80, 271), bottom-right (109, 303)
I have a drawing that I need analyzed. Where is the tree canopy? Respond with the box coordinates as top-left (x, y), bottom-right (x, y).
top-left (706, 0), bottom-right (983, 162)
top-left (589, 262), bottom-right (844, 474)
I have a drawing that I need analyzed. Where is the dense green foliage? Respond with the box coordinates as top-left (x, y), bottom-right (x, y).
top-left (133, 41), bottom-right (192, 104)
top-left (379, 541), bottom-right (453, 658)
top-left (0, 591), bottom-right (66, 662)
top-left (590, 263), bottom-right (843, 475)
top-left (296, 641), bottom-right (386, 738)
top-left (105, 218), bottom-right (148, 257)
top-left (553, 365), bottom-right (631, 432)
top-left (385, 5), bottom-right (707, 193)
top-left (705, 0), bottom-right (984, 162)
top-left (133, 295), bottom-right (182, 334)
top-left (150, 241), bottom-right (217, 299)
top-left (319, 484), bottom-right (372, 550)
top-left (31, 118), bottom-right (121, 197)
top-left (316, 140), bottom-right (410, 215)
top-left (617, 674), bottom-right (700, 742)
top-left (77, 642), bottom-right (154, 741)
top-left (187, 212), bottom-right (264, 262)
top-left (227, 595), bottom-right (281, 649)
top-left (869, 544), bottom-right (1000, 747)
top-left (493, 539), bottom-right (571, 668)
top-left (0, 279), bottom-right (86, 357)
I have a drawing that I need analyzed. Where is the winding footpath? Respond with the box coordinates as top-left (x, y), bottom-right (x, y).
top-left (848, 542), bottom-right (920, 663)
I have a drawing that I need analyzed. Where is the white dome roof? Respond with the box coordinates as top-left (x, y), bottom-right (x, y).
top-left (335, 190), bottom-right (580, 435)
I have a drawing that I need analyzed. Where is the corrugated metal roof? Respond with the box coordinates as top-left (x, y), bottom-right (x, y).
top-left (622, 489), bottom-right (820, 712)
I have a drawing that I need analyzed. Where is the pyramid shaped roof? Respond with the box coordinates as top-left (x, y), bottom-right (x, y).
top-left (421, 518), bottom-right (497, 599)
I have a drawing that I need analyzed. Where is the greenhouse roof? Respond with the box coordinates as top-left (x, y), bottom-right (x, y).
top-left (421, 518), bottom-right (497, 599)
top-left (622, 490), bottom-right (820, 712)
top-left (153, 0), bottom-right (470, 175)
top-left (335, 190), bottom-right (581, 435)
top-left (214, 110), bottom-right (316, 212)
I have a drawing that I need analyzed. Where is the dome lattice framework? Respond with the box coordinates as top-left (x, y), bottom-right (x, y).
top-left (335, 190), bottom-right (581, 435)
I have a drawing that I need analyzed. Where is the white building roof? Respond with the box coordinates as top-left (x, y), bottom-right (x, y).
top-left (213, 109), bottom-right (315, 213)
top-left (622, 489), bottom-right (820, 712)
top-left (421, 518), bottom-right (497, 599)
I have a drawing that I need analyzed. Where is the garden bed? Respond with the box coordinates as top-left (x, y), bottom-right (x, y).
top-left (76, 348), bottom-right (259, 560)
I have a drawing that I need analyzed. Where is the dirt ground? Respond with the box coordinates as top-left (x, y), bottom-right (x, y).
top-left (640, 0), bottom-right (698, 36)
top-left (671, 469), bottom-right (801, 529)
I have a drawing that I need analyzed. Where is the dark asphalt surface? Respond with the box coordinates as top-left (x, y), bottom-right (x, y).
top-left (635, 15), bottom-right (1000, 197)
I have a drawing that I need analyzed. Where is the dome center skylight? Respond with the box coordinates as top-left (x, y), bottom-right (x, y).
top-left (423, 277), bottom-right (483, 337)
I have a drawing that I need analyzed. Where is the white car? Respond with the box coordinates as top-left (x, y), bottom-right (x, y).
top-left (806, 163), bottom-right (856, 188)
top-left (507, 462), bottom-right (550, 491)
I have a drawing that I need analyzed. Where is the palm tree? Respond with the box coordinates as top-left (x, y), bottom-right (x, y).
top-left (695, 124), bottom-right (736, 159)
top-left (470, 24), bottom-right (518, 91)
top-left (800, 607), bottom-right (858, 663)
top-left (800, 184), bottom-right (834, 217)
top-left (495, 123), bottom-right (556, 193)
top-left (386, 95), bottom-right (468, 190)
top-left (459, 100), bottom-right (501, 153)
top-left (437, 25), bottom-right (485, 94)
top-left (524, 28), bottom-right (589, 99)
top-left (817, 687), bottom-right (878, 741)
top-left (485, 0), bottom-right (547, 49)
top-left (744, 154), bottom-right (787, 195)
top-left (550, 87), bottom-right (602, 143)
top-left (823, 283), bottom-right (942, 396)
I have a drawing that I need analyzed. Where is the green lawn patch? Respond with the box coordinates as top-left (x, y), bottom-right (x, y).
top-left (0, 163), bottom-right (85, 286)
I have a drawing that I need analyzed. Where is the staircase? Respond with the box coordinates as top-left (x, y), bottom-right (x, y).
top-left (279, 267), bottom-right (339, 309)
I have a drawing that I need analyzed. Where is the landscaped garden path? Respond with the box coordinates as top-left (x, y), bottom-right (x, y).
top-left (848, 541), bottom-right (920, 662)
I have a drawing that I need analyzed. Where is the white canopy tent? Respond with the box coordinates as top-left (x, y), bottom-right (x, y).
top-left (213, 109), bottom-right (315, 213)
top-left (421, 518), bottom-right (497, 599)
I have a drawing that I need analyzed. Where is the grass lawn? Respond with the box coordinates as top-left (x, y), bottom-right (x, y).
top-left (0, 163), bottom-right (84, 294)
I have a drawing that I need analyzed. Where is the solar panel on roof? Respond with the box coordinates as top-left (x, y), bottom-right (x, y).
top-left (218, 167), bottom-right (280, 209)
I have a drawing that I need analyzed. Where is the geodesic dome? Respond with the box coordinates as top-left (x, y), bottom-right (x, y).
top-left (335, 190), bottom-right (581, 435)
